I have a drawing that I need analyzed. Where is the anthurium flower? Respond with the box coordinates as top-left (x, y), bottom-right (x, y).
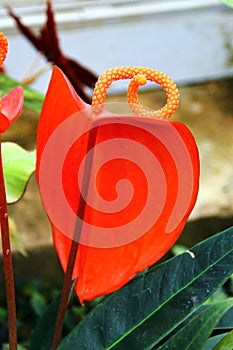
top-left (36, 66), bottom-right (199, 303)
top-left (0, 86), bottom-right (24, 133)
top-left (0, 32), bottom-right (24, 133)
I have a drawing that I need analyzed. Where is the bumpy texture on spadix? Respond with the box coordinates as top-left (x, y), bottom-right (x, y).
top-left (0, 32), bottom-right (8, 68)
top-left (92, 66), bottom-right (179, 118)
top-left (36, 66), bottom-right (199, 303)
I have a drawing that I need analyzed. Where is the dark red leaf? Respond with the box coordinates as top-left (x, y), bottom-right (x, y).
top-left (6, 0), bottom-right (97, 103)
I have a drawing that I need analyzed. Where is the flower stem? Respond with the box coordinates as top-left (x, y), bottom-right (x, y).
top-left (52, 126), bottom-right (98, 349)
top-left (0, 136), bottom-right (17, 349)
top-left (52, 240), bottom-right (79, 350)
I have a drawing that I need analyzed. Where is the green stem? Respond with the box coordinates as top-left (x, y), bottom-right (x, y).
top-left (52, 126), bottom-right (98, 349)
top-left (0, 136), bottom-right (17, 350)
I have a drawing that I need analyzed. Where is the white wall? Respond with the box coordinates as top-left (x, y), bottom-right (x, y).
top-left (1, 0), bottom-right (233, 94)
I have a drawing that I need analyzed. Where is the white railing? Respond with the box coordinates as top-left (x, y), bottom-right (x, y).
top-left (1, 0), bottom-right (232, 94)
top-left (1, 0), bottom-right (221, 32)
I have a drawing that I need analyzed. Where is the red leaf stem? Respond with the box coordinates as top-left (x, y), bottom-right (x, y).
top-left (52, 126), bottom-right (98, 349)
top-left (0, 136), bottom-right (17, 350)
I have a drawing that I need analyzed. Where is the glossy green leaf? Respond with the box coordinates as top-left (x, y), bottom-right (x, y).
top-left (204, 334), bottom-right (228, 350)
top-left (2, 142), bottom-right (36, 203)
top-left (58, 226), bottom-right (233, 350)
top-left (157, 299), bottom-right (233, 350)
top-left (213, 330), bottom-right (233, 350)
top-left (0, 74), bottom-right (44, 114)
top-left (216, 307), bottom-right (233, 329)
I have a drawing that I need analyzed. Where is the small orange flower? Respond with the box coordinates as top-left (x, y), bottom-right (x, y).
top-left (0, 32), bottom-right (24, 133)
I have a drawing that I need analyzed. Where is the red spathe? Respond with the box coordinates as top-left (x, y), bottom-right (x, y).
top-left (36, 66), bottom-right (199, 303)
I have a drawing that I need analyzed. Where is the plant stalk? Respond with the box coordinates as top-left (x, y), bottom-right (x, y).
top-left (0, 136), bottom-right (17, 350)
top-left (52, 126), bottom-right (98, 349)
top-left (52, 240), bottom-right (79, 350)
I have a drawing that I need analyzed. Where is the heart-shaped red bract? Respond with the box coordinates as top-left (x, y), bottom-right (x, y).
top-left (36, 66), bottom-right (199, 303)
top-left (0, 86), bottom-right (24, 133)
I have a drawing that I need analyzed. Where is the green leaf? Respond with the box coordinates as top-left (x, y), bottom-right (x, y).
top-left (204, 334), bottom-right (228, 350)
top-left (30, 291), bottom-right (61, 350)
top-left (3, 344), bottom-right (27, 350)
top-left (171, 243), bottom-right (188, 256)
top-left (30, 282), bottom-right (75, 350)
top-left (58, 227), bottom-right (233, 350)
top-left (157, 299), bottom-right (233, 350)
top-left (2, 142), bottom-right (36, 203)
top-left (213, 330), bottom-right (233, 350)
top-left (219, 0), bottom-right (233, 8)
top-left (8, 214), bottom-right (27, 256)
top-left (30, 292), bottom-right (47, 317)
top-left (0, 73), bottom-right (44, 114)
top-left (216, 307), bottom-right (233, 329)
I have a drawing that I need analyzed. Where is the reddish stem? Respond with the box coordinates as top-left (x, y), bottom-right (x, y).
top-left (52, 240), bottom-right (79, 350)
top-left (0, 136), bottom-right (17, 349)
top-left (52, 126), bottom-right (98, 349)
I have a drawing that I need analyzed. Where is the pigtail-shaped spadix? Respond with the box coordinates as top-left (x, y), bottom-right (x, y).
top-left (92, 66), bottom-right (179, 118)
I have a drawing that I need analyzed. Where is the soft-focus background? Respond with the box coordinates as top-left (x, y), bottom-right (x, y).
top-left (0, 0), bottom-right (233, 344)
